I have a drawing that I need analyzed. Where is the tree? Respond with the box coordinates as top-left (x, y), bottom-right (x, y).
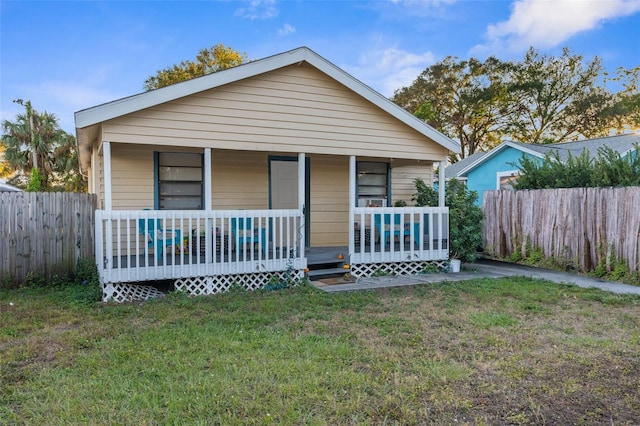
top-left (144, 44), bottom-right (248, 91)
top-left (603, 66), bottom-right (640, 133)
top-left (393, 56), bottom-right (512, 159)
top-left (0, 145), bottom-right (11, 180)
top-left (52, 131), bottom-right (86, 192)
top-left (393, 48), bottom-right (625, 156)
top-left (1, 100), bottom-right (85, 191)
top-left (506, 48), bottom-right (612, 143)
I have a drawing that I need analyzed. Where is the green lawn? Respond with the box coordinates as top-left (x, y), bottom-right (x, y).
top-left (1, 278), bottom-right (639, 425)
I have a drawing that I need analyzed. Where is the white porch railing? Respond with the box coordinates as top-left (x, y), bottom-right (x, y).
top-left (350, 207), bottom-right (449, 264)
top-left (95, 209), bottom-right (306, 284)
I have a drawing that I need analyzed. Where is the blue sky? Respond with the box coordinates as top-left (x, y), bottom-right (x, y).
top-left (1, 0), bottom-right (639, 133)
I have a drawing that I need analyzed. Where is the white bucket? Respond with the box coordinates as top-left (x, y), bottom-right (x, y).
top-left (450, 259), bottom-right (461, 273)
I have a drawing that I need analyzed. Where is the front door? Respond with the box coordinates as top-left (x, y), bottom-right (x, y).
top-left (271, 160), bottom-right (298, 209)
top-left (269, 158), bottom-right (310, 245)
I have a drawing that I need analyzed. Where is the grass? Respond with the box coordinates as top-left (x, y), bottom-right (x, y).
top-left (1, 278), bottom-right (640, 425)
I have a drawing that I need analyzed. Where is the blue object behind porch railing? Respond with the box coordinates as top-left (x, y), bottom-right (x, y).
top-left (231, 217), bottom-right (267, 254)
top-left (138, 213), bottom-right (182, 260)
top-left (373, 213), bottom-right (420, 246)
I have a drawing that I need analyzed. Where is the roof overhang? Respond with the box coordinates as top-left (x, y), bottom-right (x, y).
top-left (75, 47), bottom-right (460, 171)
top-left (456, 141), bottom-right (546, 177)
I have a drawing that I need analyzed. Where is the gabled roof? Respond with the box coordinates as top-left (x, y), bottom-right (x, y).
top-left (444, 151), bottom-right (488, 179)
top-left (75, 46), bottom-right (459, 155)
top-left (455, 134), bottom-right (640, 177)
top-left (0, 182), bottom-right (22, 192)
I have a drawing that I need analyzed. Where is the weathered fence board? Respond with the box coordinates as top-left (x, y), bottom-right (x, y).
top-left (0, 192), bottom-right (96, 285)
top-left (483, 187), bottom-right (640, 272)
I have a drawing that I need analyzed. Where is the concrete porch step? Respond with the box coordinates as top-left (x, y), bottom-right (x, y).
top-left (308, 267), bottom-right (348, 278)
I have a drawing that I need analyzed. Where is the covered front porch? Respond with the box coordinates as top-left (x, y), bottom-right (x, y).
top-left (95, 145), bottom-right (450, 301)
top-left (97, 206), bottom-right (449, 301)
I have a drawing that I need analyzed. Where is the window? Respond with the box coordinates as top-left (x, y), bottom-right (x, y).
top-left (357, 161), bottom-right (389, 207)
top-left (157, 152), bottom-right (203, 210)
top-left (496, 170), bottom-right (519, 190)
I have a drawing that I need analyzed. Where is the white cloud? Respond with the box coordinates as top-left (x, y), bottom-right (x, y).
top-left (235, 0), bottom-right (278, 20)
top-left (388, 0), bottom-right (456, 7)
top-left (473, 0), bottom-right (640, 55)
top-left (278, 23), bottom-right (296, 36)
top-left (345, 47), bottom-right (436, 97)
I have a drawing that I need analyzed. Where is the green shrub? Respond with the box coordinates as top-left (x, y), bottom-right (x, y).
top-left (509, 251), bottom-right (523, 262)
top-left (412, 177), bottom-right (438, 207)
top-left (413, 178), bottom-right (483, 263)
top-left (26, 168), bottom-right (45, 192)
top-left (524, 248), bottom-right (544, 265)
top-left (513, 143), bottom-right (640, 190)
top-left (372, 268), bottom-right (391, 277)
top-left (75, 258), bottom-right (99, 285)
top-left (595, 144), bottom-right (640, 187)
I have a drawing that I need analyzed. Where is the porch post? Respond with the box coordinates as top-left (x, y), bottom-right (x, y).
top-left (204, 148), bottom-right (212, 210)
top-left (103, 141), bottom-right (112, 211)
top-left (438, 159), bottom-right (446, 208)
top-left (298, 152), bottom-right (306, 257)
top-left (348, 155), bottom-right (356, 256)
top-left (90, 145), bottom-right (97, 194)
top-left (102, 141), bottom-right (113, 273)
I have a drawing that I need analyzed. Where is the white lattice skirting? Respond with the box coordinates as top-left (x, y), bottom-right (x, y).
top-left (103, 283), bottom-right (166, 303)
top-left (102, 270), bottom-right (305, 302)
top-left (350, 260), bottom-right (449, 278)
top-left (174, 270), bottom-right (305, 297)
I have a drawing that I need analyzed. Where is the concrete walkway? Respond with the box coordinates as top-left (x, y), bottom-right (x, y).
top-left (314, 259), bottom-right (640, 296)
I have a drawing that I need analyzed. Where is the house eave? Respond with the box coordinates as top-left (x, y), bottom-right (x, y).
top-left (456, 141), bottom-right (545, 177)
top-left (76, 124), bottom-right (100, 173)
top-left (74, 47), bottom-right (459, 156)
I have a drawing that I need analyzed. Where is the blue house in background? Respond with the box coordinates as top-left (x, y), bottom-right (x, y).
top-left (445, 133), bottom-right (640, 206)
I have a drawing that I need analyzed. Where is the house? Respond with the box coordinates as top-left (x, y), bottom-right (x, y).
top-left (447, 134), bottom-right (640, 205)
top-left (441, 151), bottom-right (487, 185)
top-left (75, 47), bottom-right (459, 302)
top-left (0, 182), bottom-right (21, 192)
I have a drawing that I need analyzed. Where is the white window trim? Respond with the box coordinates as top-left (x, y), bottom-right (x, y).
top-left (496, 170), bottom-right (519, 190)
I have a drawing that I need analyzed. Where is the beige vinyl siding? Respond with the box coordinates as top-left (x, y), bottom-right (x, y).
top-left (105, 145), bottom-right (270, 211)
top-left (211, 150), bottom-right (269, 210)
top-left (111, 144), bottom-right (154, 209)
top-left (102, 63), bottom-right (448, 161)
top-left (308, 155), bottom-right (349, 246)
top-left (391, 163), bottom-right (435, 206)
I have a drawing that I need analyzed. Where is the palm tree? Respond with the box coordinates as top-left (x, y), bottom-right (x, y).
top-left (1, 100), bottom-right (82, 191)
top-left (53, 131), bottom-right (86, 192)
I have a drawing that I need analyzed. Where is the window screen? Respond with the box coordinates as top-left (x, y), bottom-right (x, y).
top-left (158, 152), bottom-right (203, 210)
top-left (357, 161), bottom-right (389, 207)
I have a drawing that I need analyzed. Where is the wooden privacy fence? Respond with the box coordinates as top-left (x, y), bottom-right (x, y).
top-left (0, 192), bottom-right (96, 285)
top-left (482, 187), bottom-right (640, 272)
